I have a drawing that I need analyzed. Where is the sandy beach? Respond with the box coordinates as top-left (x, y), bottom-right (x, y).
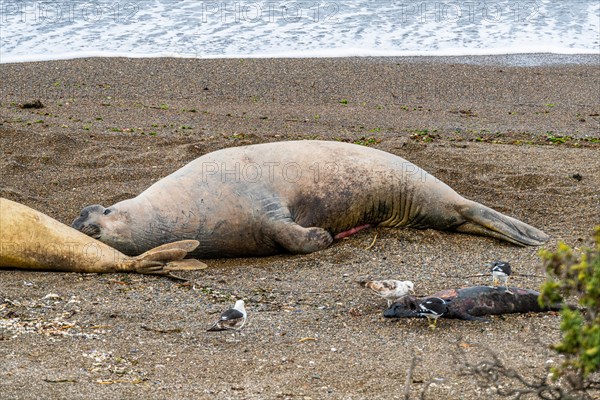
top-left (1, 56), bottom-right (599, 399)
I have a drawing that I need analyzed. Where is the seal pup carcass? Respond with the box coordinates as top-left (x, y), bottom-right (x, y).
top-left (72, 140), bottom-right (549, 257)
top-left (383, 286), bottom-right (560, 322)
top-left (0, 198), bottom-right (206, 277)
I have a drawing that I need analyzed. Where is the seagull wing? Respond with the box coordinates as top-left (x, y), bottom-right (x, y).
top-left (207, 308), bottom-right (246, 331)
top-left (220, 308), bottom-right (245, 321)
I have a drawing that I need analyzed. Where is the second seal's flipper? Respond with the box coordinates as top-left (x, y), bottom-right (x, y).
top-left (455, 201), bottom-right (549, 246)
top-left (127, 240), bottom-right (208, 277)
top-left (136, 240), bottom-right (201, 259)
top-left (164, 258), bottom-right (208, 271)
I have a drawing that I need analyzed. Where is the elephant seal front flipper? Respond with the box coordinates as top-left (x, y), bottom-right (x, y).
top-left (257, 195), bottom-right (333, 254)
top-left (267, 220), bottom-right (333, 254)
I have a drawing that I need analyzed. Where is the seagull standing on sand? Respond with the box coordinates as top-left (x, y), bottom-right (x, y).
top-left (207, 300), bottom-right (247, 332)
top-left (487, 261), bottom-right (512, 293)
top-left (418, 297), bottom-right (448, 329)
top-left (362, 279), bottom-right (415, 306)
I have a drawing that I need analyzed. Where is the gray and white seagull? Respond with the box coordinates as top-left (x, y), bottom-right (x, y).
top-left (418, 297), bottom-right (448, 329)
top-left (207, 300), bottom-right (247, 332)
top-left (487, 260), bottom-right (512, 293)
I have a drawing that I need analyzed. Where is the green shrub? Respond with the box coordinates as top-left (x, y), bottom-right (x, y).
top-left (539, 227), bottom-right (600, 379)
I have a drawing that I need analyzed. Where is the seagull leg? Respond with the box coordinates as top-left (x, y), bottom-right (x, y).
top-left (490, 276), bottom-right (497, 288)
top-left (427, 318), bottom-right (438, 330)
top-left (504, 278), bottom-right (513, 294)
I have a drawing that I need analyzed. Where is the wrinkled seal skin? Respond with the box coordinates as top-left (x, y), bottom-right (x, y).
top-left (72, 140), bottom-right (549, 257)
top-left (383, 286), bottom-right (560, 321)
top-left (0, 198), bottom-right (205, 276)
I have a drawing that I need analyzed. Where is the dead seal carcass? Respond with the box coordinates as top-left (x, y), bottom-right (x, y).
top-left (383, 286), bottom-right (560, 321)
top-left (0, 198), bottom-right (206, 276)
top-left (72, 140), bottom-right (549, 257)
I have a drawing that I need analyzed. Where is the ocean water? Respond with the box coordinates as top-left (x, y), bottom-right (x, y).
top-left (1, 0), bottom-right (599, 63)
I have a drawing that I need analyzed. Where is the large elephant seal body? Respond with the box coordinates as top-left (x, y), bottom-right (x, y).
top-left (72, 140), bottom-right (549, 257)
top-left (0, 198), bottom-right (205, 276)
top-left (383, 286), bottom-right (560, 321)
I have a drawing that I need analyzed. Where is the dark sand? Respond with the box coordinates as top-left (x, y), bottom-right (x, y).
top-left (1, 56), bottom-right (599, 399)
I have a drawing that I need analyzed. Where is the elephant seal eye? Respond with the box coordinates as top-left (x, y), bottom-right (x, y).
top-left (103, 209), bottom-right (112, 215)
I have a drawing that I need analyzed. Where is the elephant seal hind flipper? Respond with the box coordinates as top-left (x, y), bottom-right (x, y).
top-left (454, 200), bottom-right (549, 246)
top-left (132, 240), bottom-right (208, 276)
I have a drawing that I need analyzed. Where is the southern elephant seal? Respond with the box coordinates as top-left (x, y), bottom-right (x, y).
top-left (72, 140), bottom-right (549, 257)
top-left (0, 198), bottom-right (206, 276)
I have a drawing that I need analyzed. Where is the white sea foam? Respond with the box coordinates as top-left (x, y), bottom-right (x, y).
top-left (1, 0), bottom-right (598, 63)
